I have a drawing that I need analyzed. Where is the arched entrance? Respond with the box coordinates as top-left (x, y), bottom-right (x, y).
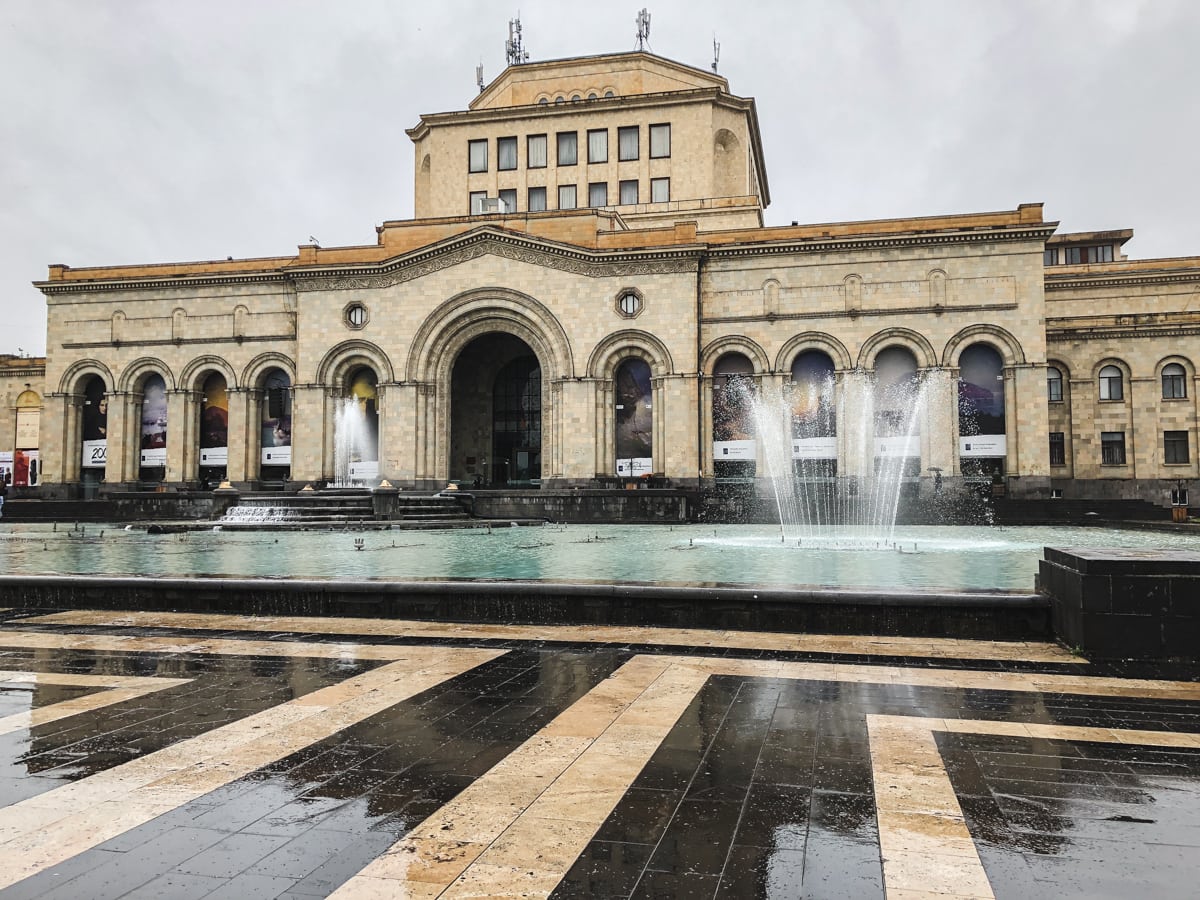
top-left (197, 372), bottom-right (229, 487)
top-left (614, 357), bottom-right (652, 478)
top-left (450, 334), bottom-right (542, 487)
top-left (138, 374), bottom-right (168, 485)
top-left (335, 367), bottom-right (379, 485)
top-left (712, 352), bottom-right (755, 481)
top-left (789, 350), bottom-right (837, 478)
top-left (259, 368), bottom-right (292, 482)
top-left (79, 376), bottom-right (108, 493)
top-left (873, 346), bottom-right (921, 478)
top-left (957, 343), bottom-right (1006, 475)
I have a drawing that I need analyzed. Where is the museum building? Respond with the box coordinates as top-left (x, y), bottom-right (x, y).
top-left (17, 50), bottom-right (1200, 505)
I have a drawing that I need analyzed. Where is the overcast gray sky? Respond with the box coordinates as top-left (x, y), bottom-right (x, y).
top-left (3, 0), bottom-right (1198, 357)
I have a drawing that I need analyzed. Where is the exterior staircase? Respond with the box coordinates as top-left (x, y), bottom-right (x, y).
top-left (219, 489), bottom-right (473, 529)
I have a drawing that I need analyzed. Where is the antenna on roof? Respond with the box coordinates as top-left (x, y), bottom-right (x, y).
top-left (476, 60), bottom-right (485, 92)
top-left (506, 13), bottom-right (529, 66)
top-left (711, 35), bottom-right (720, 72)
top-left (635, 8), bottom-right (651, 52)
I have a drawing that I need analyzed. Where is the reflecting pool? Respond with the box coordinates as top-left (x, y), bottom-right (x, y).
top-left (2, 522), bottom-right (1197, 592)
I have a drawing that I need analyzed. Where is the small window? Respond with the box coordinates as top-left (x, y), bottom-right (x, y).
top-left (497, 136), bottom-right (517, 171)
top-left (499, 189), bottom-right (517, 213)
top-left (604, 90), bottom-right (615, 98)
top-left (468, 139), bottom-right (487, 173)
top-left (619, 179), bottom-right (639, 205)
top-left (588, 182), bottom-right (608, 208)
top-left (527, 134), bottom-right (547, 168)
top-left (555, 96), bottom-right (565, 105)
top-left (1065, 247), bottom-right (1082, 264)
top-left (1087, 245), bottom-right (1114, 263)
top-left (1101, 431), bottom-right (1127, 466)
top-left (650, 123), bottom-right (671, 158)
top-left (650, 177), bottom-right (670, 203)
top-left (1047, 366), bottom-right (1063, 402)
top-left (557, 132), bottom-right (577, 166)
top-left (344, 303), bottom-right (368, 329)
top-left (618, 126), bottom-right (639, 161)
top-left (528, 186), bottom-right (547, 212)
top-left (1163, 363), bottom-right (1187, 399)
top-left (538, 98), bottom-right (549, 105)
top-left (588, 92), bottom-right (597, 100)
top-left (1049, 432), bottom-right (1065, 466)
top-left (617, 290), bottom-right (643, 318)
top-left (587, 129), bottom-right (608, 164)
top-left (469, 190), bottom-right (486, 214)
top-left (1043, 248), bottom-right (1057, 266)
top-left (558, 184), bottom-right (577, 210)
top-left (1165, 430), bottom-right (1190, 464)
top-left (1099, 365), bottom-right (1123, 401)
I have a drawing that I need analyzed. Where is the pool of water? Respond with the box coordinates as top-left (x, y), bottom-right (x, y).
top-left (2, 522), bottom-right (1197, 593)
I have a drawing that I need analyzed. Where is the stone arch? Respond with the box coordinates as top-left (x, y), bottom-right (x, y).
top-left (762, 278), bottom-right (780, 315)
top-left (587, 329), bottom-right (675, 379)
top-left (700, 336), bottom-right (770, 376)
top-left (118, 357), bottom-right (176, 393)
top-left (407, 287), bottom-right (573, 384)
top-left (241, 352), bottom-right (298, 389)
top-left (57, 359), bottom-right (115, 395)
top-left (1154, 354), bottom-right (1195, 379)
top-left (1092, 356), bottom-right (1132, 381)
top-left (713, 128), bottom-right (744, 197)
top-left (941, 324), bottom-right (1027, 368)
top-left (928, 268), bottom-right (947, 306)
top-left (856, 328), bottom-right (937, 370)
top-left (775, 332), bottom-right (853, 373)
top-left (15, 389), bottom-right (41, 407)
top-left (316, 340), bottom-right (396, 387)
top-left (179, 355), bottom-right (238, 392)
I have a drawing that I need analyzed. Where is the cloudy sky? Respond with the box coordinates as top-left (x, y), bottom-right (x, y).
top-left (3, 0), bottom-right (1198, 357)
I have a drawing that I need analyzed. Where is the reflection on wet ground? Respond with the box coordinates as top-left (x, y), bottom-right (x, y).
top-left (0, 609), bottom-right (1195, 898)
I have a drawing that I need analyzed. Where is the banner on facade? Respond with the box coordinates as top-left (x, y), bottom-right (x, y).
top-left (260, 370), bottom-right (292, 467)
top-left (616, 457), bottom-right (653, 477)
top-left (713, 440), bottom-right (755, 460)
top-left (82, 440), bottom-right (107, 469)
top-left (13, 450), bottom-right (39, 486)
top-left (199, 447), bottom-right (228, 466)
top-left (15, 410), bottom-right (39, 449)
top-left (349, 461), bottom-right (378, 482)
top-left (959, 435), bottom-right (1007, 458)
top-left (200, 376), bottom-right (228, 467)
top-left (615, 359), bottom-right (652, 477)
top-left (792, 437), bottom-right (837, 459)
top-left (0, 451), bottom-right (11, 485)
top-left (875, 436), bottom-right (919, 458)
top-left (140, 374), bottom-right (167, 467)
top-left (262, 446), bottom-right (292, 466)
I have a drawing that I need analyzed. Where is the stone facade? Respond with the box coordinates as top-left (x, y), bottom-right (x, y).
top-left (24, 51), bottom-right (1200, 507)
top-left (1, 355), bottom-right (46, 490)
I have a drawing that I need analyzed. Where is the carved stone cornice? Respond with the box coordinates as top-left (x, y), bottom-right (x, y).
top-left (291, 233), bottom-right (700, 293)
top-left (37, 272), bottom-right (289, 296)
top-left (707, 225), bottom-right (1057, 259)
top-left (1045, 269), bottom-right (1200, 291)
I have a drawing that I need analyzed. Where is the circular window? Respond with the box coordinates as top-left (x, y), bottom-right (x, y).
top-left (344, 302), bottom-right (368, 329)
top-left (616, 290), bottom-right (643, 318)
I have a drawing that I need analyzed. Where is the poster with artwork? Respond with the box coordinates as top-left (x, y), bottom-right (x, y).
top-left (140, 374), bottom-right (167, 467)
top-left (81, 379), bottom-right (108, 468)
top-left (615, 358), bottom-right (652, 476)
top-left (199, 375), bottom-right (228, 466)
top-left (260, 371), bottom-right (292, 466)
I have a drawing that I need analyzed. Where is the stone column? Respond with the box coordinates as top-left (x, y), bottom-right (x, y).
top-left (660, 373), bottom-right (700, 484)
top-left (839, 369), bottom-right (873, 478)
top-left (165, 390), bottom-right (196, 487)
top-left (1011, 363), bottom-right (1050, 477)
top-left (1130, 375), bottom-right (1157, 477)
top-left (107, 391), bottom-right (132, 486)
top-left (383, 382), bottom-right (418, 486)
top-left (556, 378), bottom-right (598, 484)
top-left (290, 384), bottom-right (327, 484)
top-left (923, 367), bottom-right (956, 476)
top-left (225, 387), bottom-right (250, 485)
top-left (40, 393), bottom-right (71, 489)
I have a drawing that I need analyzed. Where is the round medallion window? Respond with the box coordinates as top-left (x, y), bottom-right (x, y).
top-left (616, 290), bottom-right (643, 318)
top-left (344, 302), bottom-right (368, 329)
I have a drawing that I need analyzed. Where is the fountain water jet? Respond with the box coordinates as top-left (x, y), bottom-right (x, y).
top-left (334, 397), bottom-right (378, 487)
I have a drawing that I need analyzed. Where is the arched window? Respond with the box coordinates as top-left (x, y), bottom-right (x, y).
top-left (260, 369), bottom-right (292, 476)
top-left (712, 353), bottom-right (755, 477)
top-left (1163, 363), bottom-right (1187, 399)
top-left (198, 373), bottom-right (229, 484)
top-left (1099, 365), bottom-right (1124, 401)
top-left (614, 358), bottom-right (652, 477)
top-left (874, 347), bottom-right (919, 437)
top-left (790, 350), bottom-right (837, 477)
top-left (1047, 366), bottom-right (1064, 402)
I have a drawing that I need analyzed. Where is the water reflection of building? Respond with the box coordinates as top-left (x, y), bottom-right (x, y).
top-left (22, 50), bottom-right (1200, 506)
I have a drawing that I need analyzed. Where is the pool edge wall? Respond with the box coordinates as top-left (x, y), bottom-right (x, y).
top-left (0, 575), bottom-right (1050, 642)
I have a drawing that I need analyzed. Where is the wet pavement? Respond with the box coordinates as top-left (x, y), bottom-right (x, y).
top-left (0, 610), bottom-right (1196, 898)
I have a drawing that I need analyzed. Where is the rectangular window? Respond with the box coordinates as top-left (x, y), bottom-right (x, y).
top-left (468, 139), bottom-right (488, 173)
top-left (498, 188), bottom-right (517, 213)
top-left (497, 136), bottom-right (517, 171)
top-left (469, 190), bottom-right (487, 214)
top-left (527, 134), bottom-right (547, 168)
top-left (618, 126), bottom-right (639, 161)
top-left (649, 123), bottom-right (671, 158)
top-left (1049, 432), bottom-right (1065, 466)
top-left (528, 186), bottom-right (547, 212)
top-left (1165, 430), bottom-right (1190, 464)
top-left (1065, 246), bottom-right (1082, 264)
top-left (587, 129), bottom-right (608, 164)
top-left (1087, 245), bottom-right (1114, 263)
top-left (558, 184), bottom-right (577, 210)
top-left (619, 179), bottom-right (638, 205)
top-left (1043, 248), bottom-right (1057, 266)
top-left (650, 177), bottom-right (670, 203)
top-left (1101, 431), bottom-right (1127, 466)
top-left (588, 182), bottom-right (608, 207)
top-left (557, 131), bottom-right (577, 166)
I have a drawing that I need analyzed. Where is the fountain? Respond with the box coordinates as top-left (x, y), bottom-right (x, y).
top-left (334, 396), bottom-right (378, 487)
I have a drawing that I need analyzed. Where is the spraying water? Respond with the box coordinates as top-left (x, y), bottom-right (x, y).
top-left (334, 397), bottom-right (377, 486)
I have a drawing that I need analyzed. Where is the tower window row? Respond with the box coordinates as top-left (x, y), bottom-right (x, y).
top-left (470, 178), bottom-right (669, 214)
top-left (467, 124), bottom-right (670, 173)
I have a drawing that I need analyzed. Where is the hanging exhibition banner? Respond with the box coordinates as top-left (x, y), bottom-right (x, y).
top-left (15, 410), bottom-right (39, 449)
top-left (199, 376), bottom-right (229, 466)
top-left (13, 450), bottom-right (38, 487)
top-left (959, 435), bottom-right (1007, 458)
top-left (140, 374), bottom-right (168, 467)
top-left (615, 359), bottom-right (652, 478)
top-left (792, 437), bottom-right (838, 459)
top-left (713, 439), bottom-right (755, 460)
top-left (260, 371), bottom-right (292, 466)
top-left (875, 436), bottom-right (918, 458)
top-left (81, 381), bottom-right (108, 469)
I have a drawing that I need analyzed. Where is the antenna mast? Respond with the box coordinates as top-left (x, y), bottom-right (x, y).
top-left (711, 36), bottom-right (720, 72)
top-left (506, 14), bottom-right (529, 67)
top-left (476, 61), bottom-right (485, 92)
top-left (635, 8), bottom-right (651, 52)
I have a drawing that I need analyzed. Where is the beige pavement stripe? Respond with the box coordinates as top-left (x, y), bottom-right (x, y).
top-left (330, 657), bottom-right (708, 899)
top-left (0, 673), bottom-right (192, 737)
top-left (0, 630), bottom-right (423, 661)
top-left (869, 714), bottom-right (1200, 899)
top-left (23, 609), bottom-right (1079, 664)
top-left (0, 646), bottom-right (505, 892)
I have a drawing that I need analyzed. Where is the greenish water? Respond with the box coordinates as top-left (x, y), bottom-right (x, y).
top-left (2, 523), bottom-right (1197, 592)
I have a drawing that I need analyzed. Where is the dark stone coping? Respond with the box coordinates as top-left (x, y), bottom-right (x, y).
top-left (1044, 546), bottom-right (1200, 576)
top-left (0, 574), bottom-right (1049, 641)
